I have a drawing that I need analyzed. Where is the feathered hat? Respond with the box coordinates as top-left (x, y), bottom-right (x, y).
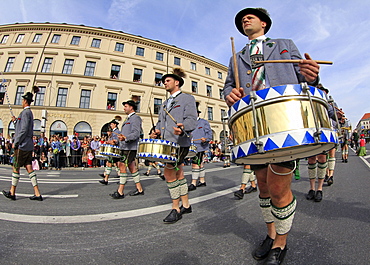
top-left (161, 67), bottom-right (186, 87)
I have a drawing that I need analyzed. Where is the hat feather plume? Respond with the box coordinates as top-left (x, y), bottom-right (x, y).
top-left (173, 68), bottom-right (186, 78)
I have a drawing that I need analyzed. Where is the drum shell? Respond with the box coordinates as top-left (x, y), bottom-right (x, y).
top-left (228, 85), bottom-right (338, 164)
top-left (185, 144), bottom-right (197, 158)
top-left (137, 139), bottom-right (179, 163)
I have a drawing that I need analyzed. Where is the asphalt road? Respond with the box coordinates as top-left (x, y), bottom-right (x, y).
top-left (0, 147), bottom-right (369, 265)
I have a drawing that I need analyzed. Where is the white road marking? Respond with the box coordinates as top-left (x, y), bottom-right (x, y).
top-left (0, 186), bottom-right (240, 224)
top-left (15, 193), bottom-right (79, 198)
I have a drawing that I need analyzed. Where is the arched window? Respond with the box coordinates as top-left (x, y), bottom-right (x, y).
top-left (50, 120), bottom-right (68, 138)
top-left (74, 121), bottom-right (92, 140)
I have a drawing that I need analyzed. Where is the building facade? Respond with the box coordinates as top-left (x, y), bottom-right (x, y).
top-left (0, 23), bottom-right (229, 140)
top-left (355, 113), bottom-right (370, 137)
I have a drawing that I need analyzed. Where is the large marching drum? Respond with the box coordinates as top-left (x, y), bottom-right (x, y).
top-left (229, 84), bottom-right (338, 164)
top-left (137, 139), bottom-right (179, 163)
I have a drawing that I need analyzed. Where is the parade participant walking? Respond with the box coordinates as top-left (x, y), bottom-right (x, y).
top-left (188, 110), bottom-right (212, 191)
top-left (152, 68), bottom-right (197, 224)
top-left (2, 92), bottom-right (43, 201)
top-left (234, 165), bottom-right (257, 200)
top-left (224, 7), bottom-right (320, 264)
top-left (110, 100), bottom-right (144, 199)
top-left (99, 120), bottom-right (120, 185)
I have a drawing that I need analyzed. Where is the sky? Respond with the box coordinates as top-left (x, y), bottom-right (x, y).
top-left (1, 0), bottom-right (369, 128)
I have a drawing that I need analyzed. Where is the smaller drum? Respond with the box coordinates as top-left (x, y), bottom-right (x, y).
top-left (137, 139), bottom-right (179, 163)
top-left (186, 144), bottom-right (197, 158)
top-left (100, 144), bottom-right (121, 158)
top-left (95, 150), bottom-right (108, 160)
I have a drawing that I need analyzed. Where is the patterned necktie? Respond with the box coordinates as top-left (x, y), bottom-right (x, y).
top-left (249, 39), bottom-right (266, 91)
top-left (166, 96), bottom-right (173, 109)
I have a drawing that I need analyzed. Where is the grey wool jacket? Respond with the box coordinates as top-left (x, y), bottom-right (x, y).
top-left (156, 92), bottom-right (197, 147)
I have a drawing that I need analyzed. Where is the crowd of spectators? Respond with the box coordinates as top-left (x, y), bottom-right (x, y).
top-left (0, 132), bottom-right (109, 170)
top-left (0, 132), bottom-right (231, 170)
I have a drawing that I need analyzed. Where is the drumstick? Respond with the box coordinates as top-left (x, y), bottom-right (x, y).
top-left (230, 37), bottom-right (241, 89)
top-left (255, 60), bottom-right (333, 65)
top-left (148, 107), bottom-right (155, 128)
top-left (164, 108), bottom-right (189, 138)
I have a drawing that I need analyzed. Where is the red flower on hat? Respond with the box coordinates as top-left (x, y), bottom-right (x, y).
top-left (280, 49), bottom-right (288, 54)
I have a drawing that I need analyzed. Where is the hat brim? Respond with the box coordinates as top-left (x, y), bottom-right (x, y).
top-left (162, 74), bottom-right (184, 87)
top-left (235, 8), bottom-right (272, 36)
top-left (122, 101), bottom-right (137, 111)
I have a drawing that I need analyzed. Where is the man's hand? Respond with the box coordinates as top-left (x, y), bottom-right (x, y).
top-left (299, 53), bottom-right (320, 83)
top-left (150, 129), bottom-right (160, 139)
top-left (225, 87), bottom-right (245, 107)
top-left (173, 123), bottom-right (184, 135)
top-left (118, 134), bottom-right (126, 141)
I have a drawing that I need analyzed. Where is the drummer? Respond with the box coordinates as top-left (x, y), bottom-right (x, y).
top-left (99, 119), bottom-right (120, 185)
top-left (188, 110), bottom-right (212, 191)
top-left (151, 68), bottom-right (197, 223)
top-left (224, 7), bottom-right (320, 264)
top-left (110, 100), bottom-right (144, 199)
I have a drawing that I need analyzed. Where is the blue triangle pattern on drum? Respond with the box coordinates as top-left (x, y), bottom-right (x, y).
top-left (232, 100), bottom-right (240, 112)
top-left (317, 89), bottom-right (324, 98)
top-left (237, 146), bottom-right (247, 159)
top-left (302, 131), bottom-right (315, 144)
top-left (231, 152), bottom-right (236, 161)
top-left (257, 88), bottom-right (269, 100)
top-left (247, 142), bottom-right (259, 155)
top-left (264, 138), bottom-right (279, 151)
top-left (320, 131), bottom-right (328, 143)
top-left (282, 134), bottom-right (299, 148)
top-left (159, 155), bottom-right (164, 160)
top-left (272, 85), bottom-right (286, 95)
top-left (241, 95), bottom-right (251, 105)
top-left (309, 86), bottom-right (316, 96)
top-left (330, 132), bottom-right (335, 143)
top-left (292, 84), bottom-right (303, 95)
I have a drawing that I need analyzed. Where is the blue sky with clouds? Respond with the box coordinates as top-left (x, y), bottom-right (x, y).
top-left (1, 0), bottom-right (369, 127)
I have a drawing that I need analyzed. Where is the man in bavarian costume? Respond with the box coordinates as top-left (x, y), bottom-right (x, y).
top-left (2, 92), bottom-right (43, 201)
top-left (109, 100), bottom-right (144, 199)
top-left (152, 68), bottom-right (197, 223)
top-left (188, 110), bottom-right (212, 191)
top-left (99, 119), bottom-right (120, 185)
top-left (224, 7), bottom-right (320, 264)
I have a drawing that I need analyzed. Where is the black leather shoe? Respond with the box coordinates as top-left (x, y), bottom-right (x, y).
top-left (314, 190), bottom-right (323, 202)
top-left (159, 175), bottom-right (165, 180)
top-left (306, 190), bottom-right (315, 200)
top-left (197, 182), bottom-right (206, 187)
top-left (2, 190), bottom-right (16, 200)
top-left (324, 174), bottom-right (329, 182)
top-left (188, 184), bottom-right (197, 191)
top-left (110, 191), bottom-right (125, 199)
top-left (252, 235), bottom-right (274, 260)
top-left (234, 189), bottom-right (244, 200)
top-left (29, 195), bottom-right (43, 201)
top-left (180, 205), bottom-right (192, 215)
top-left (327, 176), bottom-right (333, 186)
top-left (163, 209), bottom-right (182, 224)
top-left (99, 173), bottom-right (105, 178)
top-left (264, 246), bottom-right (288, 265)
top-left (129, 189), bottom-right (144, 196)
top-left (99, 180), bottom-right (108, 185)
top-left (245, 186), bottom-right (257, 193)
top-left (143, 172), bottom-right (150, 176)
